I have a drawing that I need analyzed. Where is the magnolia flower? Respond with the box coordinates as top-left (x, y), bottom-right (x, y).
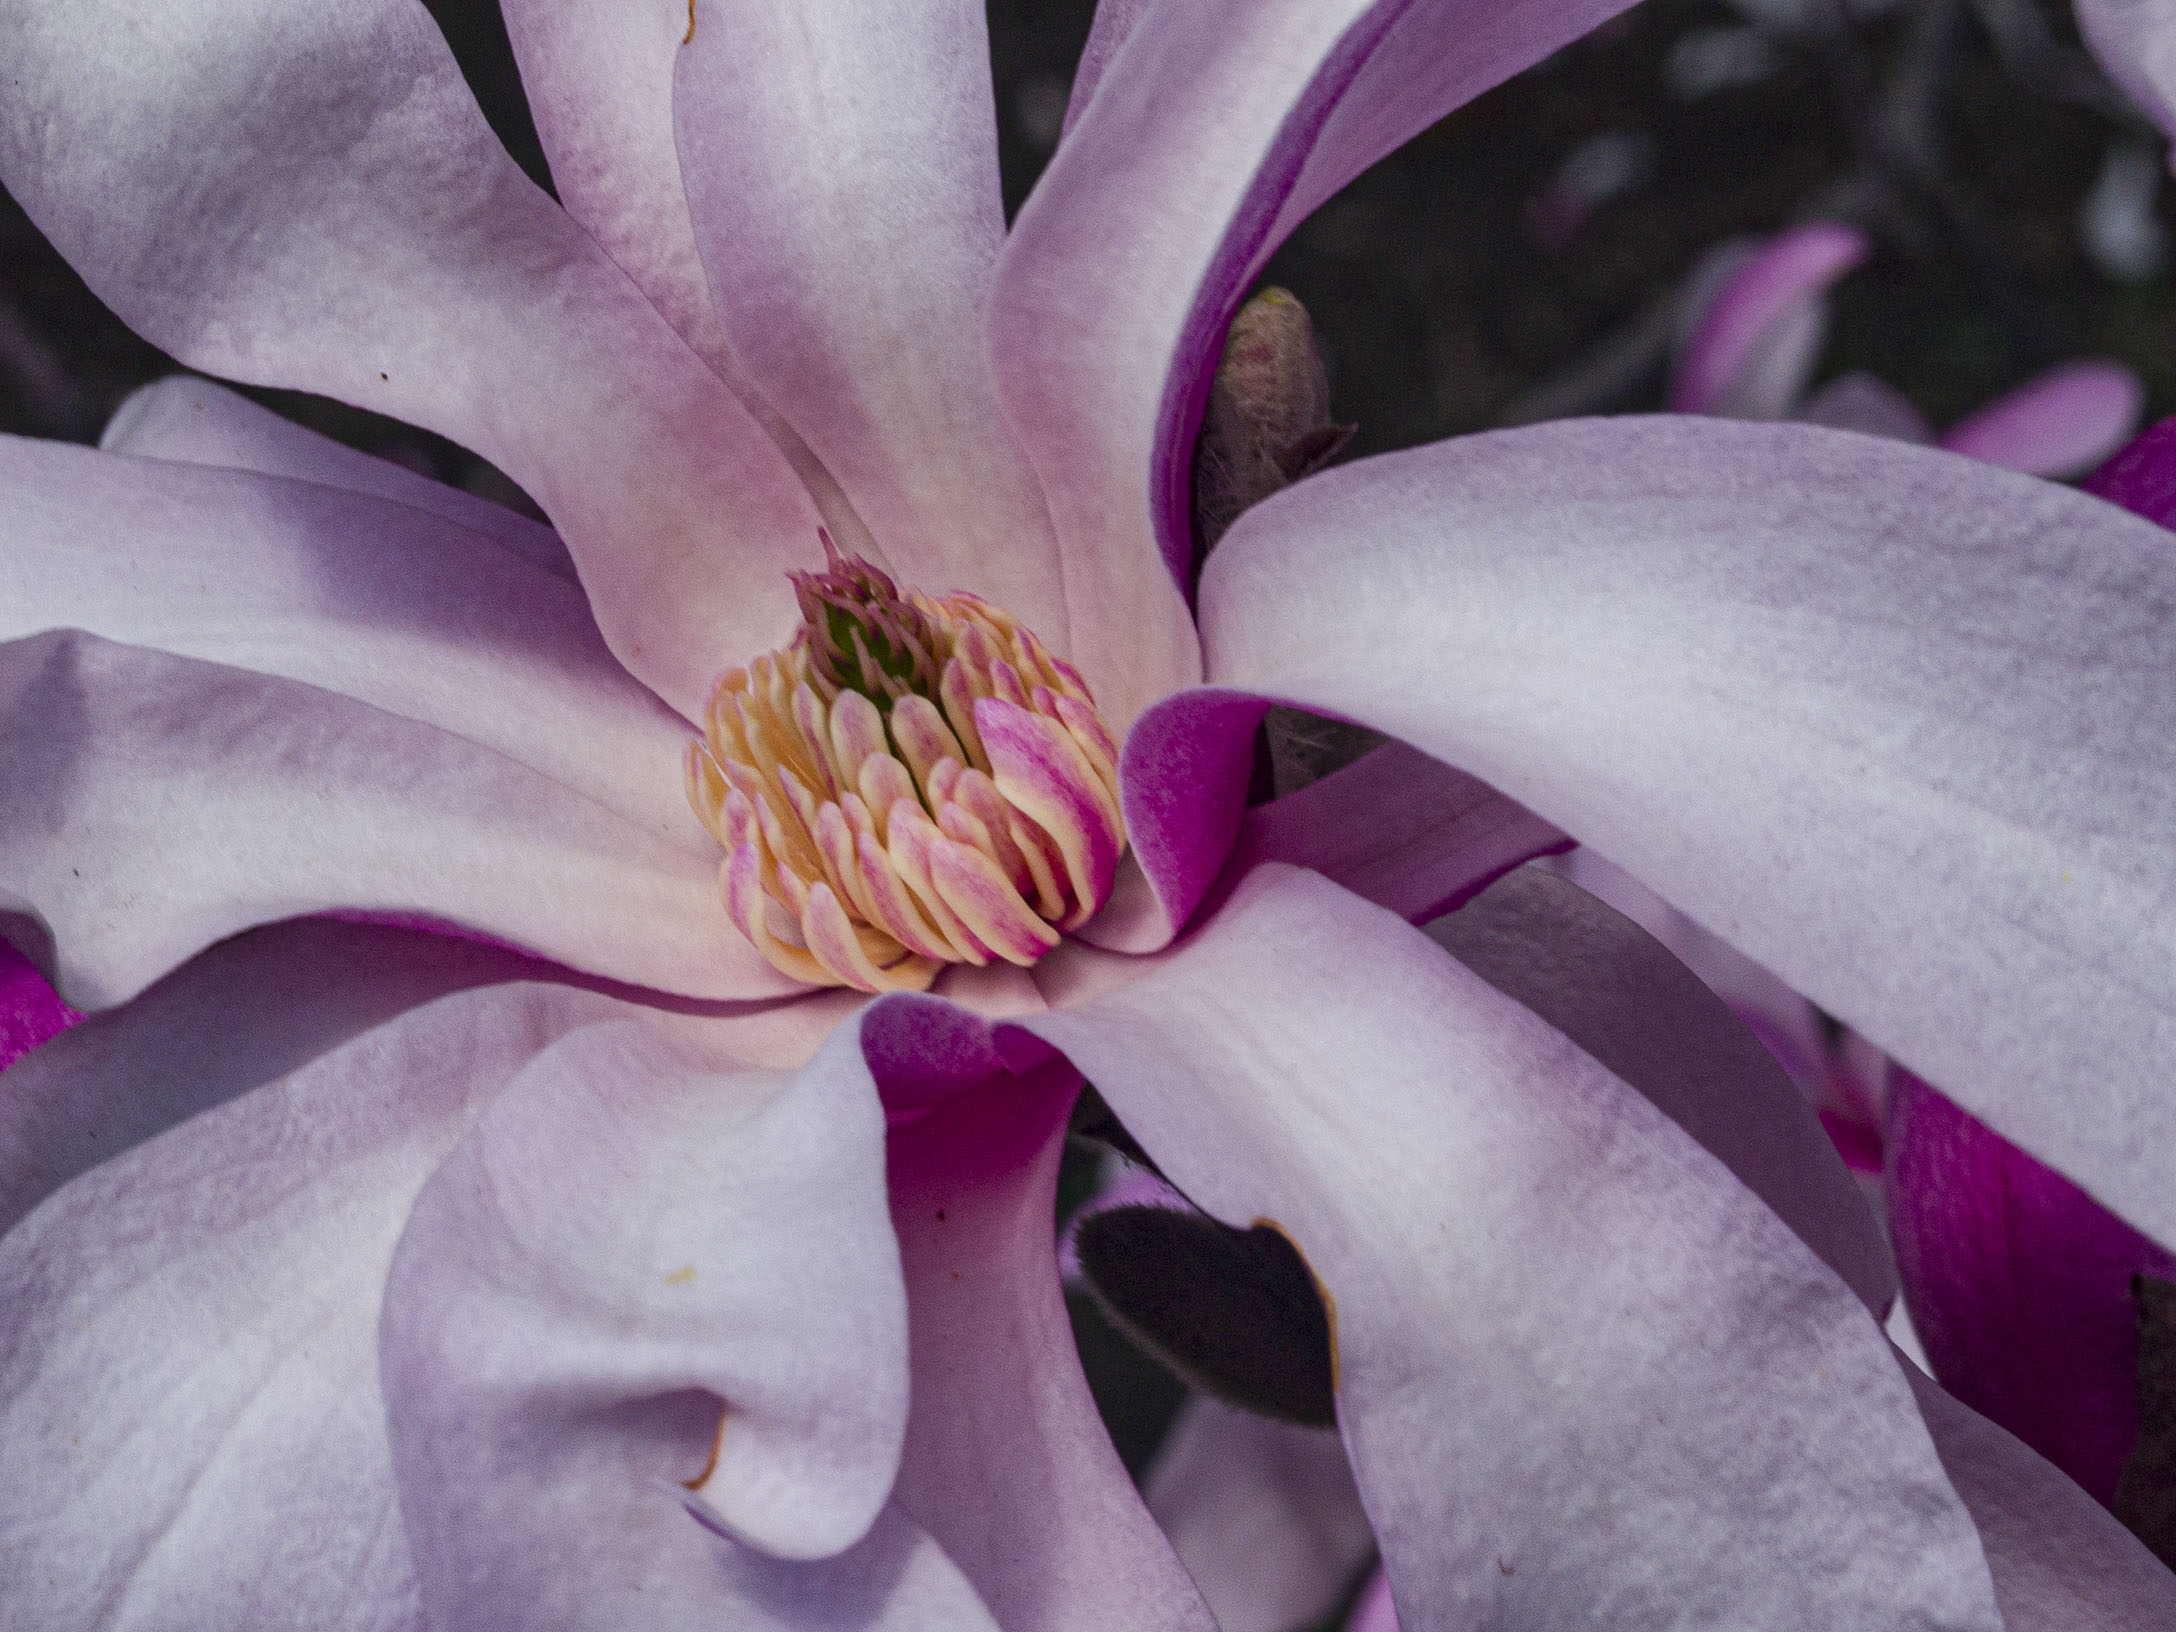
top-left (4, 1), bottom-right (2176, 1629)
top-left (1670, 220), bottom-right (2146, 476)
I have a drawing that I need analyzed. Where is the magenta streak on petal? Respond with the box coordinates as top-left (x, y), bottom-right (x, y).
top-left (0, 939), bottom-right (79, 1074)
top-left (1669, 223), bottom-right (1870, 415)
top-left (1148, 8), bottom-right (1414, 598)
top-left (1888, 1068), bottom-right (2176, 1507)
top-left (1939, 360), bottom-right (2145, 479)
top-left (1231, 738), bottom-right (1569, 924)
top-left (1118, 688), bottom-right (1269, 936)
top-left (2084, 411), bottom-right (2176, 528)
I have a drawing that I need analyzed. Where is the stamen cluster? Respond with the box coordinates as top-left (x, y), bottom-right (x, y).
top-left (687, 544), bottom-right (1126, 993)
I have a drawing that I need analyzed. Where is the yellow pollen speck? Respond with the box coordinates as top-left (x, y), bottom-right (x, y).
top-left (664, 1264), bottom-right (697, 1286)
top-left (683, 0), bottom-right (695, 44)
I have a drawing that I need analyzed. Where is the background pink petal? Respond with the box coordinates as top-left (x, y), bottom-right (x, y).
top-left (1193, 416), bottom-right (2176, 1253)
top-left (989, 0), bottom-right (1636, 726)
top-left (1669, 222), bottom-right (1869, 415)
top-left (381, 1016), bottom-right (957, 1625)
top-left (2077, 0), bottom-right (2176, 149)
top-left (1, 973), bottom-right (636, 1630)
top-left (1888, 1069), bottom-right (2176, 1506)
top-left (1798, 369), bottom-right (1937, 443)
top-left (0, 0), bottom-right (823, 714)
top-left (1, 436), bottom-right (701, 845)
top-left (0, 632), bottom-right (785, 1007)
top-left (1014, 866), bottom-right (2003, 1629)
top-left (674, 0), bottom-right (1071, 649)
top-left (1939, 359), bottom-right (2146, 478)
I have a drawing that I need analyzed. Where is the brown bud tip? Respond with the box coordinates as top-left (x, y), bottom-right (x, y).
top-left (1191, 287), bottom-right (1349, 552)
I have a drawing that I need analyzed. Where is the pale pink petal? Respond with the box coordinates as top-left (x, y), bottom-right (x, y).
top-left (1907, 1365), bottom-right (2176, 1628)
top-left (1888, 1069), bottom-right (2176, 1506)
top-left (0, 937), bottom-right (77, 1077)
top-left (2078, 0), bottom-right (2176, 148)
top-left (1940, 360), bottom-right (2146, 479)
top-left (101, 375), bottom-right (574, 576)
top-left (1546, 846), bottom-right (1833, 1090)
top-left (1013, 867), bottom-right (2003, 1628)
top-left (1189, 415), bottom-right (2176, 1251)
top-left (2, 435), bottom-right (700, 845)
top-left (1345, 1568), bottom-right (1400, 1632)
top-left (673, 1), bottom-right (1069, 643)
top-left (1232, 738), bottom-right (1569, 923)
top-left (0, 0), bottom-right (821, 713)
top-left (1143, 1396), bottom-right (1377, 1632)
top-left (989, 0), bottom-right (1638, 726)
top-left (0, 633), bottom-right (782, 1007)
top-left (501, 0), bottom-right (726, 369)
top-left (1799, 369), bottom-right (1936, 444)
top-left (1669, 223), bottom-right (1868, 415)
top-left (0, 973), bottom-right (636, 1630)
top-left (863, 995), bottom-right (1219, 1631)
top-left (1060, 0), bottom-right (1154, 138)
top-left (381, 1015), bottom-right (993, 1626)
top-left (2, 919), bottom-right (560, 1232)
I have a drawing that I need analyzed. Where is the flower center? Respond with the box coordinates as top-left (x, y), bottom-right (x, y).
top-left (686, 533), bottom-right (1126, 993)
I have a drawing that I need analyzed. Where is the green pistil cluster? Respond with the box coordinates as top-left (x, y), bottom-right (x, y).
top-left (788, 531), bottom-right (943, 708)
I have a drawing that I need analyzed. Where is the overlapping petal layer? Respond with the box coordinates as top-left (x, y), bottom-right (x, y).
top-left (0, 435), bottom-right (696, 843)
top-left (989, 0), bottom-right (1636, 726)
top-left (1172, 416), bottom-right (2176, 1249)
top-left (1019, 866), bottom-right (2003, 1628)
top-left (0, 632), bottom-right (779, 1007)
top-left (2, 919), bottom-right (555, 1232)
top-left (675, 0), bottom-right (1067, 643)
top-left (1907, 1366), bottom-right (2176, 1628)
top-left (863, 994), bottom-right (1218, 1632)
top-left (0, 967), bottom-right (633, 1630)
top-left (0, 0), bottom-right (820, 712)
top-left (102, 376), bottom-right (573, 574)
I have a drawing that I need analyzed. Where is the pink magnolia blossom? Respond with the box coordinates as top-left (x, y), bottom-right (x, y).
top-left (3, 1), bottom-right (2176, 1627)
top-left (1671, 220), bottom-right (2145, 477)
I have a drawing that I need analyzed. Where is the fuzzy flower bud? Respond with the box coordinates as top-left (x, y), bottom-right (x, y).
top-left (687, 540), bottom-right (1126, 993)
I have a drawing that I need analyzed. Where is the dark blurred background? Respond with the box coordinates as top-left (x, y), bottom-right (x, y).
top-left (2, 0), bottom-right (2166, 1492)
top-left (2, 0), bottom-right (2167, 477)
